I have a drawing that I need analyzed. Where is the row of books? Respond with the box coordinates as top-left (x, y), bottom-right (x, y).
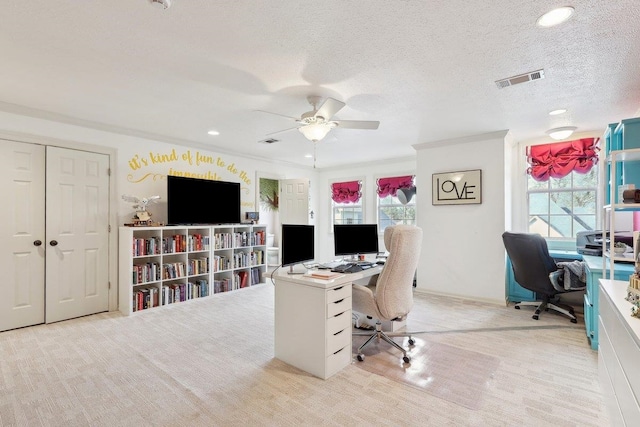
top-left (213, 255), bottom-right (232, 272)
top-left (212, 267), bottom-right (261, 293)
top-left (232, 251), bottom-right (264, 268)
top-left (233, 231), bottom-right (266, 247)
top-left (214, 231), bottom-right (266, 249)
top-left (162, 234), bottom-right (187, 253)
top-left (163, 262), bottom-right (186, 279)
top-left (187, 257), bottom-right (209, 275)
top-left (132, 280), bottom-right (210, 311)
top-left (132, 234), bottom-right (210, 257)
top-left (212, 252), bottom-right (264, 271)
top-left (187, 234), bottom-right (210, 252)
top-left (132, 237), bottom-right (161, 257)
top-left (133, 262), bottom-right (161, 284)
top-left (162, 280), bottom-right (209, 305)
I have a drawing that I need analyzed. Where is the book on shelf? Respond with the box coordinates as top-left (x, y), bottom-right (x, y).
top-left (238, 270), bottom-right (249, 288)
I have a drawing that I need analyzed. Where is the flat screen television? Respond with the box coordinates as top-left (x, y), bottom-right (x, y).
top-left (167, 176), bottom-right (241, 225)
top-left (281, 224), bottom-right (314, 273)
top-left (333, 224), bottom-right (379, 258)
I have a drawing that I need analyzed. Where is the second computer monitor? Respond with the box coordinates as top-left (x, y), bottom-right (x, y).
top-left (333, 224), bottom-right (379, 258)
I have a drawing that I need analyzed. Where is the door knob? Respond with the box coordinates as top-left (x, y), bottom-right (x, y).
top-left (49, 240), bottom-right (58, 246)
top-left (33, 240), bottom-right (42, 246)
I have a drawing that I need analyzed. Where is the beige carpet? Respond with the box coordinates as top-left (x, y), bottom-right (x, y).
top-left (352, 335), bottom-right (500, 410)
top-left (0, 284), bottom-right (609, 426)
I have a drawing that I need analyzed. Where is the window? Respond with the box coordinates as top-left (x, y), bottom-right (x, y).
top-left (526, 138), bottom-right (599, 239)
top-left (376, 175), bottom-right (416, 233)
top-left (331, 180), bottom-right (363, 225)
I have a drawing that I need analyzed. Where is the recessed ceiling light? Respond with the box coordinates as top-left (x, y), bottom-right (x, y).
top-left (547, 126), bottom-right (577, 140)
top-left (549, 109), bottom-right (567, 116)
top-left (207, 130), bottom-right (220, 136)
top-left (537, 6), bottom-right (575, 27)
top-left (304, 154), bottom-right (313, 158)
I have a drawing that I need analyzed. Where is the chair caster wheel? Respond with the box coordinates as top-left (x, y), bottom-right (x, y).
top-left (403, 355), bottom-right (411, 363)
top-left (408, 338), bottom-right (415, 345)
top-left (514, 306), bottom-right (521, 310)
top-left (571, 318), bottom-right (577, 323)
top-left (532, 314), bottom-right (539, 320)
top-left (357, 354), bottom-right (365, 362)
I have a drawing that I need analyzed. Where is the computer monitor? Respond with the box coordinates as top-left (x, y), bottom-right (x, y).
top-left (281, 224), bottom-right (315, 274)
top-left (333, 224), bottom-right (379, 260)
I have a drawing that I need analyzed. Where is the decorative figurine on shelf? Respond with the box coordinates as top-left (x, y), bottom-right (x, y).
top-left (122, 194), bottom-right (162, 226)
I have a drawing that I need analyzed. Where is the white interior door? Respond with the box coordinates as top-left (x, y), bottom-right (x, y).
top-left (45, 147), bottom-right (110, 323)
top-left (0, 141), bottom-right (45, 332)
top-left (279, 178), bottom-right (309, 225)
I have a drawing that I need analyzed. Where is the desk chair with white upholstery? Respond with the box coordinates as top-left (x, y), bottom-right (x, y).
top-left (352, 224), bottom-right (423, 363)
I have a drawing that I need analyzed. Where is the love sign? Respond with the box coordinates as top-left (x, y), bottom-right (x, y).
top-left (432, 169), bottom-right (482, 205)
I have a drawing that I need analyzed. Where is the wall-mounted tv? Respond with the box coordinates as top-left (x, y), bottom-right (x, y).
top-left (167, 176), bottom-right (241, 225)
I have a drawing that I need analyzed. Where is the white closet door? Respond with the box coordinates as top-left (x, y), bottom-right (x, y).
top-left (45, 147), bottom-right (110, 323)
top-left (279, 178), bottom-right (309, 225)
top-left (0, 141), bottom-right (46, 332)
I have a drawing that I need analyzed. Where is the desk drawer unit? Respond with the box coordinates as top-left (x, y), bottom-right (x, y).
top-left (325, 285), bottom-right (352, 378)
top-left (599, 283), bottom-right (640, 425)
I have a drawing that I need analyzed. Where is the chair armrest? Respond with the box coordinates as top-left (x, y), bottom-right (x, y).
top-left (352, 283), bottom-right (381, 320)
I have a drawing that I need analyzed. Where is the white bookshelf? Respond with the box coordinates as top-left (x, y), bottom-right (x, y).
top-left (119, 224), bottom-right (266, 315)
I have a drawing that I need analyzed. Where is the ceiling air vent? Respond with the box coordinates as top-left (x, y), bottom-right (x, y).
top-left (259, 138), bottom-right (279, 144)
top-left (495, 69), bottom-right (545, 89)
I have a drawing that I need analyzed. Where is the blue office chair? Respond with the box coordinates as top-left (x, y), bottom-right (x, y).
top-left (502, 231), bottom-right (580, 323)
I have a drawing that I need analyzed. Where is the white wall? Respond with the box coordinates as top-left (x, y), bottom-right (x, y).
top-left (0, 111), bottom-right (317, 226)
top-left (414, 131), bottom-right (509, 304)
top-left (316, 157), bottom-right (416, 262)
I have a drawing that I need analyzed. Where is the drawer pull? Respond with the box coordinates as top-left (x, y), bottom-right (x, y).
top-left (333, 347), bottom-right (345, 355)
top-left (333, 299), bottom-right (344, 304)
top-left (333, 328), bottom-right (346, 337)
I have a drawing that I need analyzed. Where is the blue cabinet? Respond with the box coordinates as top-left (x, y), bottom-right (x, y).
top-left (582, 255), bottom-right (635, 350)
top-left (506, 250), bottom-right (582, 302)
top-left (608, 117), bottom-right (640, 204)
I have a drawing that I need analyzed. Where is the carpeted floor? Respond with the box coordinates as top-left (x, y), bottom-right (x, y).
top-left (0, 284), bottom-right (609, 426)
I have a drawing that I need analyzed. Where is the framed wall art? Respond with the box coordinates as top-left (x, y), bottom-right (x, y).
top-left (432, 169), bottom-right (482, 205)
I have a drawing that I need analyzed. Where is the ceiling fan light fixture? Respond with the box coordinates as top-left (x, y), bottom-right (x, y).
top-left (299, 123), bottom-right (334, 142)
top-left (547, 126), bottom-right (577, 140)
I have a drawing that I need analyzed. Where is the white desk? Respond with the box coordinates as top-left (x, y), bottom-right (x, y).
top-left (273, 266), bottom-right (383, 379)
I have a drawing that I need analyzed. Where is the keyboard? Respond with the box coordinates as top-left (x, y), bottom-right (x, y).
top-left (331, 263), bottom-right (363, 273)
top-left (318, 261), bottom-right (343, 269)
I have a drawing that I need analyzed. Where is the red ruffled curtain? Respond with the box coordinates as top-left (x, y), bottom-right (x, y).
top-left (376, 175), bottom-right (414, 198)
top-left (331, 180), bottom-right (362, 204)
top-left (527, 138), bottom-right (599, 182)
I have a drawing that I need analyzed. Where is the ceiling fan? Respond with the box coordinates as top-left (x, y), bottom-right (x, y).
top-left (258, 96), bottom-right (380, 142)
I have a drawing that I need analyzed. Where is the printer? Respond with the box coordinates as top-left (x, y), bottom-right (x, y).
top-left (576, 230), bottom-right (634, 256)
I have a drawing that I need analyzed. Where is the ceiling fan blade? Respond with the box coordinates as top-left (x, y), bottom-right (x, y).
top-left (314, 97), bottom-right (345, 120)
top-left (253, 109), bottom-right (299, 121)
top-left (265, 126), bottom-right (301, 136)
top-left (333, 120), bottom-right (380, 130)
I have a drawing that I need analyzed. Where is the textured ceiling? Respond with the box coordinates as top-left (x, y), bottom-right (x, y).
top-left (1, 0), bottom-right (639, 169)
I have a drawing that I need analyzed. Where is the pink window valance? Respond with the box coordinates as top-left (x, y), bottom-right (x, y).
top-left (527, 138), bottom-right (600, 182)
top-left (376, 175), bottom-right (414, 198)
top-left (331, 180), bottom-right (362, 204)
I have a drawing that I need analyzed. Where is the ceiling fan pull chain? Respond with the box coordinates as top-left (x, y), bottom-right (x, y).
top-left (313, 142), bottom-right (317, 169)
